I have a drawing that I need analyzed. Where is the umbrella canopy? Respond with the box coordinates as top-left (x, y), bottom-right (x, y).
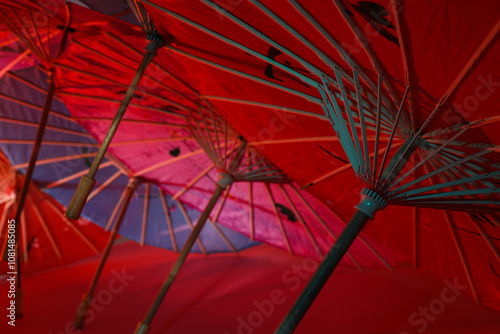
top-left (51, 12), bottom-right (400, 267)
top-left (0, 148), bottom-right (107, 274)
top-left (130, 0), bottom-right (500, 319)
top-left (0, 65), bottom-right (259, 253)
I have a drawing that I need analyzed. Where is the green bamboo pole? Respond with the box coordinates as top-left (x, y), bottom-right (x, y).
top-left (274, 209), bottom-right (369, 334)
top-left (275, 138), bottom-right (417, 333)
top-left (134, 184), bottom-right (226, 334)
top-left (73, 178), bottom-right (140, 329)
top-left (65, 38), bottom-right (162, 220)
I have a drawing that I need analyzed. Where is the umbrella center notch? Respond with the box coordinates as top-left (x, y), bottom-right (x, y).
top-left (355, 188), bottom-right (388, 220)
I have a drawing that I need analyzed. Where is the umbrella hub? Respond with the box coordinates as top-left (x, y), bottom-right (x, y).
top-left (145, 33), bottom-right (165, 55)
top-left (217, 172), bottom-right (234, 189)
top-left (355, 188), bottom-right (387, 220)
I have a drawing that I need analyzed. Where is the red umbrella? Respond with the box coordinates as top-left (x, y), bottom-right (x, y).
top-left (131, 0), bottom-right (500, 331)
top-left (37, 7), bottom-right (404, 331)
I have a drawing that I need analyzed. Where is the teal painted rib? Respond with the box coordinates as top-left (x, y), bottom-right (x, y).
top-left (334, 69), bottom-right (364, 171)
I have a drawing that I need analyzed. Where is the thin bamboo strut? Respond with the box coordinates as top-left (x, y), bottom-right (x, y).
top-left (443, 211), bottom-right (480, 304)
top-left (32, 203), bottom-right (63, 263)
top-left (211, 184), bottom-right (232, 223)
top-left (0, 117), bottom-right (93, 138)
top-left (141, 183), bottom-right (150, 246)
top-left (44, 199), bottom-right (99, 253)
top-left (280, 184), bottom-right (322, 257)
top-left (166, 46), bottom-right (322, 104)
top-left (171, 163), bottom-right (215, 200)
top-left (303, 142), bottom-right (403, 189)
top-left (135, 149), bottom-right (204, 176)
top-left (0, 139), bottom-right (97, 147)
top-left (105, 32), bottom-right (201, 97)
top-left (0, 92), bottom-right (73, 122)
top-left (202, 95), bottom-right (326, 120)
top-left (176, 200), bottom-right (207, 255)
top-left (72, 117), bottom-right (188, 128)
top-left (264, 183), bottom-right (292, 254)
top-left (105, 186), bottom-right (128, 231)
top-left (42, 161), bottom-right (114, 190)
top-left (159, 189), bottom-right (177, 252)
top-left (86, 170), bottom-right (122, 202)
top-left (12, 152), bottom-right (96, 169)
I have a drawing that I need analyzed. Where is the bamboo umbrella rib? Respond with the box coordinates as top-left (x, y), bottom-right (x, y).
top-left (413, 206), bottom-right (418, 268)
top-left (437, 151), bottom-right (498, 191)
top-left (356, 236), bottom-right (392, 271)
top-left (392, 127), bottom-right (469, 187)
top-left (211, 184), bottom-right (232, 223)
top-left (331, 0), bottom-right (402, 114)
top-left (377, 86), bottom-right (409, 182)
top-left (176, 200), bottom-right (207, 255)
top-left (424, 115), bottom-right (500, 138)
top-left (353, 70), bottom-right (371, 174)
top-left (286, 0), bottom-right (383, 107)
top-left (280, 184), bottom-right (322, 257)
top-left (0, 49), bottom-right (31, 80)
top-left (42, 160), bottom-right (114, 190)
top-left (202, 95), bottom-right (327, 120)
top-left (167, 46), bottom-right (322, 104)
top-left (469, 215), bottom-right (500, 263)
top-left (264, 183), bottom-right (292, 254)
top-left (110, 137), bottom-right (194, 147)
top-left (12, 152), bottom-right (97, 169)
top-left (5, 68), bottom-right (62, 102)
top-left (303, 142), bottom-right (403, 189)
top-left (57, 92), bottom-right (187, 118)
top-left (105, 153), bottom-right (132, 176)
top-left (249, 181), bottom-right (255, 241)
top-left (248, 135), bottom-right (391, 146)
top-left (443, 211), bottom-right (480, 304)
top-left (0, 36), bottom-right (18, 47)
top-left (54, 78), bottom-right (192, 115)
top-left (44, 199), bottom-right (98, 253)
top-left (135, 148), bottom-right (204, 176)
top-left (0, 139), bottom-right (98, 147)
top-left (0, 92), bottom-right (73, 122)
top-left (20, 209), bottom-right (28, 262)
top-left (209, 107), bottom-right (225, 163)
top-left (159, 189), bottom-right (177, 252)
top-left (70, 40), bottom-right (201, 107)
top-left (105, 186), bottom-right (128, 231)
top-left (31, 203), bottom-right (63, 263)
top-left (199, 108), bottom-right (220, 163)
top-left (432, 20), bottom-right (500, 120)
top-left (140, 183), bottom-right (150, 246)
top-left (147, 0), bottom-right (319, 85)
top-left (72, 117), bottom-right (187, 128)
top-left (104, 32), bottom-right (201, 97)
top-left (390, 0), bottom-right (418, 131)
top-left (247, 0), bottom-right (359, 84)
top-left (209, 217), bottom-right (238, 253)
top-left (86, 170), bottom-right (122, 203)
top-left (171, 163), bottom-right (215, 200)
top-left (334, 69), bottom-right (364, 167)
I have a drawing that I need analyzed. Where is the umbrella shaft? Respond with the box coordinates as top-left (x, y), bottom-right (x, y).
top-left (139, 185), bottom-right (225, 328)
top-left (65, 51), bottom-right (156, 220)
top-left (1, 71), bottom-right (55, 280)
top-left (88, 51), bottom-right (156, 178)
top-left (274, 209), bottom-right (370, 334)
top-left (86, 181), bottom-right (137, 296)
